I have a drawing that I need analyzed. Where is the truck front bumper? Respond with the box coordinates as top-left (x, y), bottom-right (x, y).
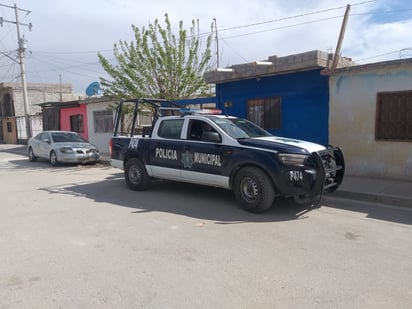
top-left (277, 146), bottom-right (345, 202)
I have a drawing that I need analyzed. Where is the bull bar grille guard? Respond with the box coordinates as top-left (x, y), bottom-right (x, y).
top-left (307, 146), bottom-right (345, 204)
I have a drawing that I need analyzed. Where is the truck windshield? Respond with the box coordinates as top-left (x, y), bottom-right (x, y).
top-left (211, 117), bottom-right (272, 138)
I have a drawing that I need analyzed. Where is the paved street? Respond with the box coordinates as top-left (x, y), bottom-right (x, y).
top-left (1, 150), bottom-right (412, 309)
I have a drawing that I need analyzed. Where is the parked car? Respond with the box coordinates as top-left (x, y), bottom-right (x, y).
top-left (28, 131), bottom-right (100, 166)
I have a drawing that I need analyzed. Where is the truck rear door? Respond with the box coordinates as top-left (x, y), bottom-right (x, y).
top-left (149, 118), bottom-right (185, 180)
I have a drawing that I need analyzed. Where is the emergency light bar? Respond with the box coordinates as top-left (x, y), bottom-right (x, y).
top-left (180, 108), bottom-right (222, 115)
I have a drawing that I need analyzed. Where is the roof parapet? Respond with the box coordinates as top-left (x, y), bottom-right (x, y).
top-left (204, 50), bottom-right (355, 84)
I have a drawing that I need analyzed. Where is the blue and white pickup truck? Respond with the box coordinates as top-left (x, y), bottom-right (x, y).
top-left (109, 98), bottom-right (345, 213)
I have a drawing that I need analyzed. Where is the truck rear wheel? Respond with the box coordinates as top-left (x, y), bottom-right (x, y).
top-left (125, 158), bottom-right (151, 191)
top-left (234, 167), bottom-right (275, 213)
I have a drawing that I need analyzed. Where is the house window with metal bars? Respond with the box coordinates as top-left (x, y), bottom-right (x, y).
top-left (247, 97), bottom-right (281, 129)
top-left (94, 110), bottom-right (113, 133)
top-left (376, 90), bottom-right (412, 141)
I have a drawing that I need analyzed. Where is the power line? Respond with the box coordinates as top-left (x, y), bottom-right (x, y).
top-left (220, 38), bottom-right (248, 63)
top-left (206, 0), bottom-right (376, 35)
top-left (27, 52), bottom-right (115, 73)
top-left (2, 0), bottom-right (410, 91)
top-left (216, 8), bottom-right (412, 41)
top-left (0, 60), bottom-right (18, 80)
top-left (351, 8), bottom-right (412, 17)
top-left (222, 15), bottom-right (344, 40)
top-left (33, 48), bottom-right (114, 55)
top-left (354, 47), bottom-right (412, 62)
top-left (23, 2), bottom-right (409, 59)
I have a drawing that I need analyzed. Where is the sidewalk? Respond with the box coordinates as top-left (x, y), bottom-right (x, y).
top-left (327, 175), bottom-right (412, 208)
top-left (1, 144), bottom-right (411, 208)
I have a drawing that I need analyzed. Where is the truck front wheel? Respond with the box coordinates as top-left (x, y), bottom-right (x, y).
top-left (233, 167), bottom-right (275, 213)
top-left (125, 158), bottom-right (151, 191)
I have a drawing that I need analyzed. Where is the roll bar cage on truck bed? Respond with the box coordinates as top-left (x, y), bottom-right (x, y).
top-left (112, 98), bottom-right (182, 138)
top-left (110, 98), bottom-right (345, 213)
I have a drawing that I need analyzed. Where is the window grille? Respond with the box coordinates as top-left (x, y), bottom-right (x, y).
top-left (94, 110), bottom-right (113, 133)
top-left (376, 91), bottom-right (412, 141)
top-left (247, 97), bottom-right (281, 129)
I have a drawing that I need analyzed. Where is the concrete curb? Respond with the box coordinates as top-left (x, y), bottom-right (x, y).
top-left (327, 190), bottom-right (412, 209)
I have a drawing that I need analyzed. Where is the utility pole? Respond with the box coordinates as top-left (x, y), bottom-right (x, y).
top-left (213, 18), bottom-right (219, 68)
top-left (59, 74), bottom-right (63, 102)
top-left (330, 4), bottom-right (351, 72)
top-left (0, 3), bottom-right (32, 140)
top-left (320, 4), bottom-right (351, 76)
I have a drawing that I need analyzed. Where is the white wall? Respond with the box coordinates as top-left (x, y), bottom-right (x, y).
top-left (329, 62), bottom-right (412, 180)
top-left (16, 115), bottom-right (43, 140)
top-left (86, 101), bottom-right (114, 154)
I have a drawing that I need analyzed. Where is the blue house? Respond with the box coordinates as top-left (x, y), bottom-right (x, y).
top-left (203, 50), bottom-right (353, 145)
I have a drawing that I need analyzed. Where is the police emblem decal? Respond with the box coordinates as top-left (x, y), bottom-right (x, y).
top-left (181, 150), bottom-right (194, 168)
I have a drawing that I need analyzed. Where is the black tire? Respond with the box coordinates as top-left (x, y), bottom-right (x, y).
top-left (28, 147), bottom-right (37, 162)
top-left (233, 166), bottom-right (275, 213)
top-left (124, 158), bottom-right (151, 191)
top-left (50, 150), bottom-right (58, 166)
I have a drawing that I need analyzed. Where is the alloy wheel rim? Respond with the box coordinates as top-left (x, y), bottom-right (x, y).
top-left (51, 152), bottom-right (57, 164)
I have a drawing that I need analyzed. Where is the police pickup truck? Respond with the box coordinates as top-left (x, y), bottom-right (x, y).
top-left (109, 98), bottom-right (345, 213)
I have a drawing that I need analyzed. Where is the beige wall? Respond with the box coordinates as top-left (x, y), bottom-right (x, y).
top-left (0, 117), bottom-right (17, 144)
top-left (329, 62), bottom-right (412, 180)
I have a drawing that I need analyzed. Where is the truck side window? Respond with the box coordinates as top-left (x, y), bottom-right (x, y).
top-left (189, 120), bottom-right (220, 142)
top-left (158, 119), bottom-right (184, 139)
top-left (189, 120), bottom-right (203, 140)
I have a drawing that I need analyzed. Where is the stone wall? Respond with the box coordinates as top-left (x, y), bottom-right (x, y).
top-left (0, 82), bottom-right (82, 116)
top-left (204, 50), bottom-right (354, 84)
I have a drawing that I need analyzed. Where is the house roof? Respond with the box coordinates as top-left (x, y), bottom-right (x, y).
top-left (37, 96), bottom-right (114, 108)
top-left (78, 96), bottom-right (114, 105)
top-left (204, 50), bottom-right (354, 84)
top-left (37, 100), bottom-right (80, 108)
top-left (330, 57), bottom-right (412, 75)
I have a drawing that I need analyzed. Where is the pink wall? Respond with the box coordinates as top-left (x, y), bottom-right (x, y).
top-left (60, 104), bottom-right (88, 140)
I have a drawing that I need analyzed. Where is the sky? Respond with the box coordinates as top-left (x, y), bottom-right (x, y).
top-left (0, 0), bottom-right (411, 94)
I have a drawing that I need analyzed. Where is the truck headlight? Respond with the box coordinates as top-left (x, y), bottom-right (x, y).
top-left (278, 153), bottom-right (309, 166)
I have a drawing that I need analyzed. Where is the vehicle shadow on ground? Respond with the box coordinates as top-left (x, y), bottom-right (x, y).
top-left (37, 171), bottom-right (412, 225)
top-left (6, 158), bottom-right (109, 171)
top-left (7, 157), bottom-right (412, 225)
top-left (38, 173), bottom-right (319, 224)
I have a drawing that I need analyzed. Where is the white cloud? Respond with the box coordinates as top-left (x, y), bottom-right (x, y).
top-left (0, 0), bottom-right (411, 92)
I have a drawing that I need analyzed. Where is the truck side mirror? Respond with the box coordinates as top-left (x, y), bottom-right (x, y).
top-left (201, 132), bottom-right (221, 143)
